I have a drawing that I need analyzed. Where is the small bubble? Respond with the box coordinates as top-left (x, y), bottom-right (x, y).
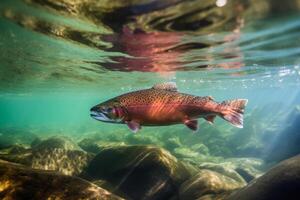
top-left (216, 0), bottom-right (227, 7)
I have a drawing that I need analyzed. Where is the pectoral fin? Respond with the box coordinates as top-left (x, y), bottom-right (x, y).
top-left (183, 119), bottom-right (198, 131)
top-left (204, 115), bottom-right (216, 125)
top-left (126, 121), bottom-right (141, 133)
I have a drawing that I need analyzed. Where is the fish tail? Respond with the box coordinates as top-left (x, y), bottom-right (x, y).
top-left (219, 99), bottom-right (248, 128)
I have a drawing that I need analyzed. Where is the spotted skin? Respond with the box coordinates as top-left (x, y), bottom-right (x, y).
top-left (99, 88), bottom-right (219, 125)
top-left (91, 84), bottom-right (247, 132)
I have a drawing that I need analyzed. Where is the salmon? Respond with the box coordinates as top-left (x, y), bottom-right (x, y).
top-left (90, 82), bottom-right (248, 133)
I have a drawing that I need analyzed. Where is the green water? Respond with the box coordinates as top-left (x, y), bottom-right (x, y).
top-left (1, 0), bottom-right (300, 164)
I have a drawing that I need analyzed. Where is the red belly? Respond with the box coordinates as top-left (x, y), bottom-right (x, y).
top-left (126, 104), bottom-right (199, 125)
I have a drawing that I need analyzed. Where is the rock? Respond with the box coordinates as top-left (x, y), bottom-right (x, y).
top-left (182, 162), bottom-right (200, 177)
top-left (30, 137), bottom-right (42, 148)
top-left (164, 137), bottom-right (182, 151)
top-left (195, 192), bottom-right (231, 200)
top-left (190, 143), bottom-right (210, 155)
top-left (198, 163), bottom-right (247, 185)
top-left (0, 144), bottom-right (32, 165)
top-left (85, 145), bottom-right (191, 200)
top-left (33, 136), bottom-right (82, 151)
top-left (179, 169), bottom-right (245, 200)
top-left (0, 136), bottom-right (93, 176)
top-left (182, 155), bottom-right (225, 166)
top-left (0, 160), bottom-right (123, 200)
top-left (227, 155), bottom-right (300, 200)
top-left (173, 147), bottom-right (200, 159)
top-left (0, 134), bottom-right (15, 149)
top-left (124, 133), bottom-right (162, 146)
top-left (1, 144), bottom-right (28, 154)
top-left (226, 158), bottom-right (264, 182)
top-left (198, 158), bottom-right (264, 183)
top-left (0, 129), bottom-right (38, 150)
top-left (78, 138), bottom-right (126, 154)
top-left (30, 136), bottom-right (93, 176)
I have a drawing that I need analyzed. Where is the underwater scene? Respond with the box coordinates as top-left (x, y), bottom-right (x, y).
top-left (1, 0), bottom-right (300, 199)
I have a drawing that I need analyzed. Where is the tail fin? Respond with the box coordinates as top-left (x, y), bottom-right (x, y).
top-left (220, 99), bottom-right (248, 128)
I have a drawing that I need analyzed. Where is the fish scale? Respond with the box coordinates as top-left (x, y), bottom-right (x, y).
top-left (90, 82), bottom-right (248, 133)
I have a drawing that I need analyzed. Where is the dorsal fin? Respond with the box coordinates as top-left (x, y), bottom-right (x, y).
top-left (152, 82), bottom-right (177, 92)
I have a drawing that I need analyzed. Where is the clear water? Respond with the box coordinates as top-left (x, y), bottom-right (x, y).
top-left (0, 0), bottom-right (300, 163)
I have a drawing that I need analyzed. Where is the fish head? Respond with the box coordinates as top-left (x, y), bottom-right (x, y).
top-left (90, 100), bottom-right (125, 123)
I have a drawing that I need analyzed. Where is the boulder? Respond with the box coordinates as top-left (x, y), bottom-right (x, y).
top-left (195, 192), bottom-right (231, 200)
top-left (198, 163), bottom-right (247, 185)
top-left (179, 169), bottom-right (245, 200)
top-left (31, 136), bottom-right (93, 176)
top-left (190, 143), bottom-right (210, 156)
top-left (164, 137), bottom-right (182, 151)
top-left (0, 136), bottom-right (93, 176)
top-left (227, 155), bottom-right (300, 200)
top-left (227, 158), bottom-right (264, 182)
top-left (173, 147), bottom-right (200, 159)
top-left (0, 144), bottom-right (32, 165)
top-left (125, 133), bottom-right (162, 146)
top-left (0, 160), bottom-right (123, 200)
top-left (0, 129), bottom-right (38, 150)
top-left (85, 145), bottom-right (191, 200)
top-left (198, 158), bottom-right (264, 183)
top-left (0, 134), bottom-right (16, 149)
top-left (78, 138), bottom-right (126, 154)
top-left (33, 136), bottom-right (82, 151)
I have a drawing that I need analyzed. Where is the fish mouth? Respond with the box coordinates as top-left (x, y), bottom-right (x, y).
top-left (90, 110), bottom-right (114, 122)
top-left (90, 110), bottom-right (124, 124)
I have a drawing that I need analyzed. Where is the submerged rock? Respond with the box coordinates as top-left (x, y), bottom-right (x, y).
top-left (0, 129), bottom-right (38, 150)
top-left (0, 136), bottom-right (93, 176)
top-left (179, 169), bottom-right (245, 200)
top-left (173, 147), bottom-right (200, 159)
top-left (124, 133), bottom-right (162, 146)
top-left (0, 160), bottom-right (123, 200)
top-left (0, 144), bottom-right (28, 154)
top-left (198, 158), bottom-right (264, 183)
top-left (85, 145), bottom-right (191, 200)
top-left (31, 136), bottom-right (93, 176)
top-left (227, 155), bottom-right (300, 200)
top-left (194, 192), bottom-right (232, 200)
top-left (198, 163), bottom-right (247, 185)
top-left (33, 136), bottom-right (82, 151)
top-left (163, 136), bottom-right (182, 151)
top-left (78, 138), bottom-right (126, 154)
top-left (190, 143), bottom-right (210, 156)
top-left (0, 135), bottom-right (15, 150)
top-left (226, 158), bottom-right (264, 182)
top-left (0, 144), bottom-right (32, 165)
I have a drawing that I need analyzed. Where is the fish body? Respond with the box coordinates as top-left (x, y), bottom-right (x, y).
top-left (90, 83), bottom-right (248, 133)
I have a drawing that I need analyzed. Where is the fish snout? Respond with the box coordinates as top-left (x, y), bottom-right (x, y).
top-left (90, 105), bottom-right (106, 119)
top-left (90, 105), bottom-right (119, 123)
top-left (90, 105), bottom-right (100, 115)
top-left (90, 106), bottom-right (97, 112)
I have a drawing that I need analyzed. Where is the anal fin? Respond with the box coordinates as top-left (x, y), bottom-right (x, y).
top-left (183, 119), bottom-right (198, 131)
top-left (126, 121), bottom-right (141, 133)
top-left (204, 115), bottom-right (216, 125)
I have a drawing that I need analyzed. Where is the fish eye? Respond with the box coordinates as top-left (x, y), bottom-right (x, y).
top-left (106, 107), bottom-right (113, 112)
